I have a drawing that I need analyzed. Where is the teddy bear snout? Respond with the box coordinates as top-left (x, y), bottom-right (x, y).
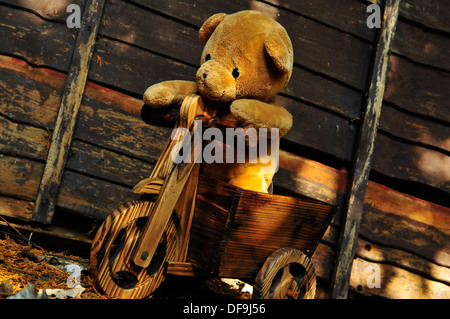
top-left (196, 61), bottom-right (236, 101)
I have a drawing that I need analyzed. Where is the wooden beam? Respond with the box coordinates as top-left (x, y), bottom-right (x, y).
top-left (32, 0), bottom-right (106, 224)
top-left (330, 0), bottom-right (401, 299)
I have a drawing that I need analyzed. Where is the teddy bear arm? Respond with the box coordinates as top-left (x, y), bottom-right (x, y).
top-left (143, 80), bottom-right (198, 108)
top-left (230, 99), bottom-right (293, 137)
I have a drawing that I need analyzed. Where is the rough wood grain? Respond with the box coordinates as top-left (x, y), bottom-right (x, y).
top-left (188, 174), bottom-right (336, 280)
top-left (379, 104), bottom-right (450, 153)
top-left (32, 0), bottom-right (106, 224)
top-left (57, 171), bottom-right (140, 220)
top-left (106, 0), bottom-right (371, 90)
top-left (355, 238), bottom-right (450, 285)
top-left (265, 0), bottom-right (377, 42)
top-left (0, 196), bottom-right (34, 221)
top-left (393, 19), bottom-right (450, 72)
top-left (360, 206), bottom-right (450, 267)
top-left (372, 134), bottom-right (450, 193)
top-left (384, 55), bottom-right (450, 123)
top-left (330, 0), bottom-right (400, 299)
top-left (0, 155), bottom-right (43, 201)
top-left (0, 5), bottom-right (74, 71)
top-left (350, 257), bottom-right (450, 298)
top-left (1, 0), bottom-right (85, 22)
top-left (0, 114), bottom-right (51, 160)
top-left (277, 149), bottom-right (450, 297)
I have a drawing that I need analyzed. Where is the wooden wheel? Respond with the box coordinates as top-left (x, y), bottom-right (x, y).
top-left (90, 200), bottom-right (179, 298)
top-left (253, 247), bottom-right (316, 299)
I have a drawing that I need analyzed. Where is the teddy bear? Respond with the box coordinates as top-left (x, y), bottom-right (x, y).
top-left (141, 10), bottom-right (294, 193)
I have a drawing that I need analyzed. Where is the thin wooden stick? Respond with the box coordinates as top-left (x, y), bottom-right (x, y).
top-left (330, 0), bottom-right (401, 299)
top-left (32, 0), bottom-right (106, 224)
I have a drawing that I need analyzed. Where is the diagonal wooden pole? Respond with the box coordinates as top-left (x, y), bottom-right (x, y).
top-left (32, 0), bottom-right (106, 224)
top-left (330, 0), bottom-right (401, 299)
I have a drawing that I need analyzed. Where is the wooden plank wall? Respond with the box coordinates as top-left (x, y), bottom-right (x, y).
top-left (0, 0), bottom-right (448, 298)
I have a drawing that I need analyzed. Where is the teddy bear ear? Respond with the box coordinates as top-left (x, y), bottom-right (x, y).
top-left (264, 32), bottom-right (293, 75)
top-left (199, 13), bottom-right (227, 45)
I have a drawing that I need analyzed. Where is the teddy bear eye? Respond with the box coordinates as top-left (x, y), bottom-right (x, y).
top-left (232, 68), bottom-right (240, 78)
top-left (205, 54), bottom-right (211, 61)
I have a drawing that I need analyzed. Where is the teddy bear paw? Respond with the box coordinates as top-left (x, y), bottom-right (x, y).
top-left (143, 83), bottom-right (177, 108)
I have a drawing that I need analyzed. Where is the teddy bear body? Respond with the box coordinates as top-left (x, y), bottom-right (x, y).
top-left (143, 10), bottom-right (294, 193)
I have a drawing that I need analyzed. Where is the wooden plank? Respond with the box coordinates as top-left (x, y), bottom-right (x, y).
top-left (276, 150), bottom-right (348, 206)
top-left (1, 0), bottom-right (85, 22)
top-left (0, 196), bottom-right (34, 221)
top-left (393, 19), bottom-right (450, 72)
top-left (74, 97), bottom-right (169, 164)
top-left (372, 134), bottom-right (450, 193)
top-left (330, 0), bottom-right (401, 299)
top-left (397, 0), bottom-right (450, 33)
top-left (355, 238), bottom-right (450, 285)
top-left (265, 0), bottom-right (377, 42)
top-left (350, 257), bottom-right (450, 298)
top-left (130, 0), bottom-right (249, 28)
top-left (384, 54), bottom-right (450, 123)
top-left (0, 114), bottom-right (51, 160)
top-left (279, 97), bottom-right (358, 161)
top-left (0, 56), bottom-right (64, 130)
top-left (364, 181), bottom-right (450, 235)
top-left (379, 104), bottom-right (450, 153)
top-left (32, 0), bottom-right (106, 224)
top-left (360, 207), bottom-right (450, 267)
top-left (89, 36), bottom-right (196, 97)
top-left (67, 140), bottom-right (152, 187)
top-left (0, 5), bottom-right (74, 71)
top-left (313, 223), bottom-right (450, 298)
top-left (0, 87), bottom-right (155, 190)
top-left (0, 155), bottom-right (43, 202)
top-left (281, 72), bottom-right (364, 121)
top-left (277, 150), bottom-right (450, 238)
top-left (277, 149), bottom-right (450, 297)
top-left (0, 55), bottom-right (170, 164)
top-left (101, 0), bottom-right (202, 66)
top-left (108, 0), bottom-right (372, 90)
top-left (0, 153), bottom-right (139, 221)
top-left (57, 170), bottom-right (139, 220)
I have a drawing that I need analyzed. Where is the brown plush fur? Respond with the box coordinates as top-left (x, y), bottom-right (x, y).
top-left (143, 10), bottom-right (294, 193)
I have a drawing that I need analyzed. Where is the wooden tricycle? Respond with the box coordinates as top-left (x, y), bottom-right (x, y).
top-left (90, 95), bottom-right (336, 299)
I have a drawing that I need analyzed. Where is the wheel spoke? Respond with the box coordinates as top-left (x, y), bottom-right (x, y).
top-left (90, 200), bottom-right (179, 298)
top-left (253, 248), bottom-right (316, 299)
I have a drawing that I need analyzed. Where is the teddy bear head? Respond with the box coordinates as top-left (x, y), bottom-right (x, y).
top-left (196, 10), bottom-right (293, 103)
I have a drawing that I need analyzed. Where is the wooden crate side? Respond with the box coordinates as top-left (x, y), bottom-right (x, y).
top-left (188, 175), bottom-right (238, 273)
top-left (218, 191), bottom-right (335, 279)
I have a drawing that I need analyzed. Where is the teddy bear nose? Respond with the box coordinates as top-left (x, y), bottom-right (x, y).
top-left (202, 71), bottom-right (209, 79)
